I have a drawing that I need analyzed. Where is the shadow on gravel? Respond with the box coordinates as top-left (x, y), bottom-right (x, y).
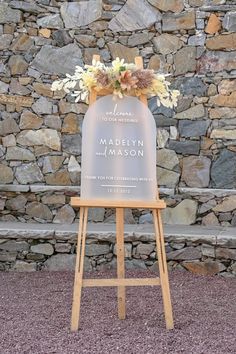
top-left (0, 270), bottom-right (236, 354)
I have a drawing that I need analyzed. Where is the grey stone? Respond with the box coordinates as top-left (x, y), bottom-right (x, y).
top-left (96, 37), bottom-right (105, 48)
top-left (9, 78), bottom-right (30, 96)
top-left (88, 208), bottom-right (105, 222)
top-left (44, 254), bottom-right (76, 271)
top-left (0, 251), bottom-right (17, 262)
top-left (0, 165), bottom-right (13, 184)
top-left (163, 200), bottom-right (198, 225)
top-left (0, 80), bottom-right (9, 93)
top-left (2, 134), bottom-right (16, 147)
top-left (153, 34), bottom-right (183, 55)
top-left (148, 0), bottom-right (184, 12)
top-left (201, 244), bottom-right (215, 258)
top-left (108, 43), bottom-right (139, 63)
top-left (182, 156), bottom-right (211, 188)
top-left (85, 243), bottom-right (110, 257)
top-left (0, 240), bottom-right (29, 252)
top-left (53, 205), bottom-right (75, 224)
top-left (139, 213), bottom-right (153, 224)
top-left (41, 195), bottom-right (66, 205)
top-left (136, 243), bottom-right (155, 256)
top-left (168, 141), bottom-right (200, 155)
top-left (157, 129), bottom-right (169, 149)
top-left (125, 259), bottom-right (146, 270)
top-left (45, 170), bottom-right (71, 186)
top-left (13, 261), bottom-right (36, 272)
top-left (109, 0), bottom-right (161, 31)
top-left (188, 32), bottom-right (206, 46)
top-left (149, 98), bottom-right (174, 117)
top-left (157, 167), bottom-right (180, 187)
top-left (216, 248), bottom-right (236, 261)
top-left (211, 150), bottom-right (236, 188)
top-left (179, 120), bottom-right (210, 137)
top-left (68, 156), bottom-right (81, 173)
top-left (17, 129), bottom-right (61, 151)
top-left (0, 34), bottom-right (13, 50)
top-left (6, 147), bottom-right (35, 161)
top-left (62, 134), bottom-right (82, 155)
top-left (174, 104), bottom-right (205, 120)
top-left (210, 129), bottom-right (236, 140)
top-left (157, 149), bottom-right (179, 170)
top-left (37, 14), bottom-right (64, 29)
top-left (171, 77), bottom-right (207, 97)
top-left (0, 3), bottom-right (21, 23)
top-left (128, 33), bottom-right (152, 47)
top-left (5, 195), bottom-right (27, 210)
top-left (32, 97), bottom-right (53, 115)
top-left (55, 243), bottom-right (71, 253)
top-left (61, 1), bottom-right (102, 28)
top-left (202, 212), bottom-right (219, 226)
top-left (8, 55), bottom-right (28, 75)
top-left (9, 1), bottom-right (44, 14)
top-left (167, 247), bottom-right (201, 260)
top-left (31, 243), bottom-right (54, 256)
top-left (0, 118), bottom-right (20, 136)
top-left (75, 34), bottom-right (96, 47)
top-left (162, 10), bottom-right (195, 31)
top-left (44, 115), bottom-right (61, 131)
top-left (198, 51), bottom-right (236, 74)
top-left (199, 200), bottom-right (217, 214)
top-left (15, 163), bottom-right (44, 184)
top-left (42, 156), bottom-right (65, 174)
top-left (223, 11), bottom-right (236, 32)
top-left (52, 30), bottom-right (73, 47)
top-left (26, 202), bottom-right (52, 221)
top-left (174, 46), bottom-right (196, 76)
top-left (124, 209), bottom-right (136, 224)
top-left (213, 196), bottom-right (236, 213)
top-left (10, 33), bottom-right (33, 52)
top-left (218, 212), bottom-right (232, 222)
top-left (31, 44), bottom-right (83, 75)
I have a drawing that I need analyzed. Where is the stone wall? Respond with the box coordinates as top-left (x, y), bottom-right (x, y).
top-left (0, 224), bottom-right (236, 277)
top-left (1, 0), bottom-right (236, 226)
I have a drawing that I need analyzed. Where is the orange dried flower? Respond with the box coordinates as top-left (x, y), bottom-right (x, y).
top-left (118, 70), bottom-right (138, 91)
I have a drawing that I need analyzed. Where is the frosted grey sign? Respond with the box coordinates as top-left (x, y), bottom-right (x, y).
top-left (81, 95), bottom-right (157, 201)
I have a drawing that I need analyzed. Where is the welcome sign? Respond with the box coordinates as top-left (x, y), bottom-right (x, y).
top-left (81, 95), bottom-right (157, 201)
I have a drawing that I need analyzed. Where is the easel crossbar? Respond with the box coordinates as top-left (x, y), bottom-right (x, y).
top-left (83, 278), bottom-right (160, 287)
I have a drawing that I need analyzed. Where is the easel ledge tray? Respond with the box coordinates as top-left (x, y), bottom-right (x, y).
top-left (71, 198), bottom-right (166, 209)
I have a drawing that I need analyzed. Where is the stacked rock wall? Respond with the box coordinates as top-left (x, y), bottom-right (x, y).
top-left (0, 0), bottom-right (236, 226)
top-left (0, 224), bottom-right (236, 276)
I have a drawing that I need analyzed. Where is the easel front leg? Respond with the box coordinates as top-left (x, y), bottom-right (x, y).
top-left (116, 207), bottom-right (126, 319)
top-left (153, 209), bottom-right (174, 330)
top-left (71, 207), bottom-right (88, 331)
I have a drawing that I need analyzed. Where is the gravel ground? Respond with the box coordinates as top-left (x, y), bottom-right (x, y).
top-left (0, 270), bottom-right (236, 354)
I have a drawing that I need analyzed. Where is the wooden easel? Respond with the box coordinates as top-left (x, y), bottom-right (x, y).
top-left (70, 55), bottom-right (174, 331)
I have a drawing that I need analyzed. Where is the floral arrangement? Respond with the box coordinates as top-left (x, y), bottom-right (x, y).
top-left (51, 58), bottom-right (180, 108)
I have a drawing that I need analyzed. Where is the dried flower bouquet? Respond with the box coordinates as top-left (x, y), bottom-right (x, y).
top-left (51, 58), bottom-right (180, 108)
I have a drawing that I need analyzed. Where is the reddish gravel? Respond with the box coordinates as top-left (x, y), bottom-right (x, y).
top-left (0, 270), bottom-right (236, 354)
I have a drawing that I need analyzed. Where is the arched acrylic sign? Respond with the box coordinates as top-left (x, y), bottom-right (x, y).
top-left (81, 95), bottom-right (157, 201)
